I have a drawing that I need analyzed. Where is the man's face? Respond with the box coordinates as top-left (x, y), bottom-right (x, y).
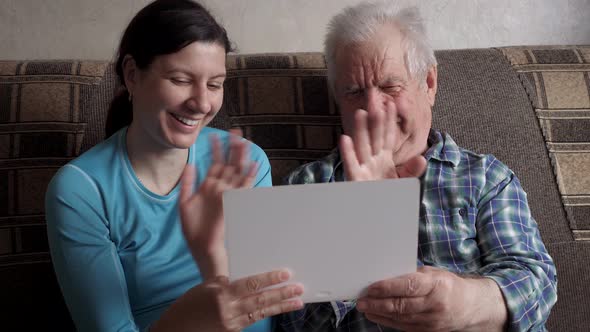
top-left (333, 25), bottom-right (437, 166)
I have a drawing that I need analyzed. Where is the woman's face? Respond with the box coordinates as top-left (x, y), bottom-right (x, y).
top-left (126, 41), bottom-right (226, 150)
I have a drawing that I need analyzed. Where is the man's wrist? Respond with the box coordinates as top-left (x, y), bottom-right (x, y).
top-left (461, 276), bottom-right (508, 331)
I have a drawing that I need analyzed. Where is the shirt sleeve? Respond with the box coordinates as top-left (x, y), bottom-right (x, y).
top-left (45, 165), bottom-right (139, 332)
top-left (250, 142), bottom-right (272, 188)
top-left (475, 161), bottom-right (557, 331)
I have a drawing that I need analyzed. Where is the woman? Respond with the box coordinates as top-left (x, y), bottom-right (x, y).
top-left (45, 1), bottom-right (303, 331)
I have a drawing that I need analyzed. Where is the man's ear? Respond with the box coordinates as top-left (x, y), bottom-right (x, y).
top-left (425, 65), bottom-right (438, 107)
top-left (122, 55), bottom-right (138, 94)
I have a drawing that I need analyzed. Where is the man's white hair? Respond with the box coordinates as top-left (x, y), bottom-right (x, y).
top-left (324, 1), bottom-right (437, 91)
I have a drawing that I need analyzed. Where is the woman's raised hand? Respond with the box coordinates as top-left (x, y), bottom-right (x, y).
top-left (172, 130), bottom-right (306, 331)
top-left (179, 130), bottom-right (257, 279)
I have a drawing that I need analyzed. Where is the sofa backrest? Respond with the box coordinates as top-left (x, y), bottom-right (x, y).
top-left (221, 47), bottom-right (590, 331)
top-left (0, 61), bottom-right (118, 329)
top-left (1, 46), bottom-right (589, 330)
top-left (499, 45), bottom-right (590, 329)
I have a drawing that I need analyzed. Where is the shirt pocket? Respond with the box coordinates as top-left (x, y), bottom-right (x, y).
top-left (421, 207), bottom-right (481, 273)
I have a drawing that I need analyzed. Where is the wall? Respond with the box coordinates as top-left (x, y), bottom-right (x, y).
top-left (1, 0), bottom-right (589, 60)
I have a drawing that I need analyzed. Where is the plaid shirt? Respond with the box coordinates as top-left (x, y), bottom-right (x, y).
top-left (275, 130), bottom-right (557, 332)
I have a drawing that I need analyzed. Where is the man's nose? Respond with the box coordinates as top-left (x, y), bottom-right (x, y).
top-left (364, 90), bottom-right (385, 114)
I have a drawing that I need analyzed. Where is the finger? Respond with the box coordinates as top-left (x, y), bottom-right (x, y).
top-left (364, 313), bottom-right (402, 330)
top-left (233, 298), bottom-right (304, 329)
top-left (237, 283), bottom-right (304, 314)
top-left (179, 164), bottom-right (196, 204)
top-left (340, 135), bottom-right (361, 181)
top-left (229, 127), bottom-right (244, 138)
top-left (356, 296), bottom-right (428, 315)
top-left (397, 155), bottom-right (427, 178)
top-left (367, 273), bottom-right (434, 298)
top-left (210, 134), bottom-right (224, 164)
top-left (200, 163), bottom-right (225, 192)
top-left (364, 313), bottom-right (420, 331)
top-left (383, 103), bottom-right (398, 152)
top-left (365, 311), bottom-right (440, 331)
top-left (230, 269), bottom-right (291, 296)
top-left (228, 135), bottom-right (249, 175)
top-left (239, 161), bottom-right (259, 188)
top-left (217, 165), bottom-right (239, 190)
top-left (353, 110), bottom-right (371, 164)
top-left (368, 107), bottom-right (385, 156)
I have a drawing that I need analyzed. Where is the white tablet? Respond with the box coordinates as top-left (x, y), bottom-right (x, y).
top-left (223, 178), bottom-right (420, 303)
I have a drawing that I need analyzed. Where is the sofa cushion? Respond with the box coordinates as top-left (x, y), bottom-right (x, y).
top-left (0, 61), bottom-right (110, 261)
top-left (499, 46), bottom-right (590, 241)
top-left (545, 241), bottom-right (590, 330)
top-left (0, 60), bottom-right (112, 330)
top-left (223, 53), bottom-right (341, 184)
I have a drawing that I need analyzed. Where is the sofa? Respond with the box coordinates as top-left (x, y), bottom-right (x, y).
top-left (1, 45), bottom-right (589, 331)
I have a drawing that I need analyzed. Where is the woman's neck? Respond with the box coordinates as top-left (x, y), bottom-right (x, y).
top-left (126, 125), bottom-right (189, 196)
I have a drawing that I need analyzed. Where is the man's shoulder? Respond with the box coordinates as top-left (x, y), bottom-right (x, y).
top-left (284, 149), bottom-right (341, 185)
top-left (444, 137), bottom-right (516, 188)
top-left (436, 131), bottom-right (512, 172)
top-left (458, 146), bottom-right (513, 178)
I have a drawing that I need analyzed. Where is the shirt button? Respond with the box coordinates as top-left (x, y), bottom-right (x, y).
top-left (459, 208), bottom-right (466, 216)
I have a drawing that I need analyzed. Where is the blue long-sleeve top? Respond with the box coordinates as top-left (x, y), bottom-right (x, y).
top-left (45, 127), bottom-right (272, 332)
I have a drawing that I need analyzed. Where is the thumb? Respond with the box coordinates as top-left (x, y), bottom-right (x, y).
top-left (397, 155), bottom-right (427, 178)
top-left (229, 127), bottom-right (244, 138)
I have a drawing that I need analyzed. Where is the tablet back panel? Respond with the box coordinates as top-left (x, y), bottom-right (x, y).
top-left (224, 178), bottom-right (420, 303)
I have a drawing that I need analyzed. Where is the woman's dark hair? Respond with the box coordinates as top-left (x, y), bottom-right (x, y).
top-left (105, 0), bottom-right (233, 137)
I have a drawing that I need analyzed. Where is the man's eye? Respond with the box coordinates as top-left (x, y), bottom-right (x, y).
top-left (382, 86), bottom-right (402, 94)
top-left (344, 89), bottom-right (362, 97)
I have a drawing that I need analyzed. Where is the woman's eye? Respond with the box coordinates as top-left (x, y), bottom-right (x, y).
top-left (171, 78), bottom-right (191, 85)
top-left (208, 83), bottom-right (223, 90)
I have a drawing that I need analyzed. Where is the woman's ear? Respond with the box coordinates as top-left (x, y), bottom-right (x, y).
top-left (122, 55), bottom-right (138, 94)
top-left (425, 65), bottom-right (438, 107)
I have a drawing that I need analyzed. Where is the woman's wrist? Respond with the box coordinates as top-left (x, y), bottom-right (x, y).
top-left (194, 247), bottom-right (229, 279)
top-left (149, 283), bottom-right (209, 332)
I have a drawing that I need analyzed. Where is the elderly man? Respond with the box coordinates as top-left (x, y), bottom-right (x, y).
top-left (276, 2), bottom-right (557, 332)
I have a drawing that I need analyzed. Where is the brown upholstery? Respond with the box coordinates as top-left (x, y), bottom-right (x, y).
top-left (0, 61), bottom-right (112, 329)
top-left (0, 46), bottom-right (588, 330)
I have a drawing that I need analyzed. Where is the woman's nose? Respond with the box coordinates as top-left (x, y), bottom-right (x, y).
top-left (186, 86), bottom-right (211, 114)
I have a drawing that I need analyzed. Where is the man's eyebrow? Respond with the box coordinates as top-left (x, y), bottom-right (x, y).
top-left (379, 76), bottom-right (406, 85)
top-left (343, 85), bottom-right (361, 92)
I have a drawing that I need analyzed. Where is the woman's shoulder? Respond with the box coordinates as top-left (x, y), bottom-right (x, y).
top-left (70, 132), bottom-right (122, 175)
top-left (48, 132), bottom-right (123, 196)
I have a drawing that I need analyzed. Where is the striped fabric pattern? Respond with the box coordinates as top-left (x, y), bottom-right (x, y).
top-left (0, 60), bottom-right (113, 330)
top-left (0, 60), bottom-right (110, 264)
top-left (498, 46), bottom-right (590, 241)
top-left (223, 53), bottom-right (342, 185)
